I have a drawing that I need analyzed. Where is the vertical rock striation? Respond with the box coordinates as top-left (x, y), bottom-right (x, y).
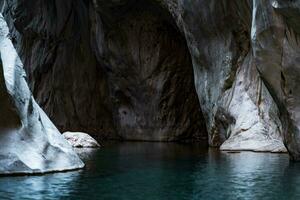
top-left (2, 0), bottom-right (208, 142)
top-left (93, 1), bottom-right (207, 141)
top-left (251, 0), bottom-right (300, 159)
top-left (158, 0), bottom-right (286, 152)
top-left (3, 0), bottom-right (117, 140)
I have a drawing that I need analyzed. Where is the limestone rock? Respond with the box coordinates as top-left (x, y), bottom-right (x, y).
top-left (4, 0), bottom-right (300, 159)
top-left (0, 14), bottom-right (84, 175)
top-left (63, 132), bottom-right (101, 148)
top-left (161, 0), bottom-right (287, 153)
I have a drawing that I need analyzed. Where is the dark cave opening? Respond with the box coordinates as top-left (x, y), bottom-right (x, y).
top-left (11, 0), bottom-right (208, 143)
top-left (97, 0), bottom-right (208, 142)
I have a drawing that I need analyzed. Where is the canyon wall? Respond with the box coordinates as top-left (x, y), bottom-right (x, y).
top-left (0, 14), bottom-right (83, 174)
top-left (2, 0), bottom-right (208, 142)
top-left (2, 0), bottom-right (300, 160)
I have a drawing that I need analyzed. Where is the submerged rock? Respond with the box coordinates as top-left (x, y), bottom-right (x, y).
top-left (0, 14), bottom-right (84, 175)
top-left (63, 132), bottom-right (101, 148)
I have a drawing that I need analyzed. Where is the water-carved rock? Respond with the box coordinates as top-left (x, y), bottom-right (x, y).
top-left (0, 14), bottom-right (84, 175)
top-left (4, 0), bottom-right (300, 160)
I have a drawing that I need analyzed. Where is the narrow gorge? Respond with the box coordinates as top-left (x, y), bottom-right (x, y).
top-left (1, 1), bottom-right (300, 198)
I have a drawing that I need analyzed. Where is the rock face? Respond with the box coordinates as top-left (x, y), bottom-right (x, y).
top-left (2, 0), bottom-right (117, 140)
top-left (4, 0), bottom-right (300, 159)
top-left (97, 1), bottom-right (206, 141)
top-left (2, 0), bottom-right (207, 142)
top-left (251, 0), bottom-right (300, 159)
top-left (63, 132), bottom-right (101, 148)
top-left (0, 14), bottom-right (84, 174)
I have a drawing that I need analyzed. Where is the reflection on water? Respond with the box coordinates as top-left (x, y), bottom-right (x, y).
top-left (1, 142), bottom-right (300, 200)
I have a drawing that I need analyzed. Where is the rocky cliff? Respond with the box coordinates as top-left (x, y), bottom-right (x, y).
top-left (2, 0), bottom-right (300, 160)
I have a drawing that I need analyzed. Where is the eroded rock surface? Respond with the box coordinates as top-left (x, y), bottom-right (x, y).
top-left (0, 14), bottom-right (84, 175)
top-left (97, 1), bottom-right (206, 141)
top-left (63, 132), bottom-right (101, 148)
top-left (2, 0), bottom-right (207, 142)
top-left (165, 0), bottom-right (287, 153)
top-left (4, 0), bottom-right (300, 159)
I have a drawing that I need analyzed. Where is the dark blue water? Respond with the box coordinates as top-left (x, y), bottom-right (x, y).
top-left (1, 142), bottom-right (300, 200)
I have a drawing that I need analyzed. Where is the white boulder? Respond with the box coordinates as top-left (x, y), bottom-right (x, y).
top-left (63, 132), bottom-right (101, 148)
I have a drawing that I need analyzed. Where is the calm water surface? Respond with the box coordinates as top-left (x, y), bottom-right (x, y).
top-left (1, 142), bottom-right (300, 200)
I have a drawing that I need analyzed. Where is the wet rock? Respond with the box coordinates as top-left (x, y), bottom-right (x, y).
top-left (0, 14), bottom-right (84, 175)
top-left (63, 132), bottom-right (101, 148)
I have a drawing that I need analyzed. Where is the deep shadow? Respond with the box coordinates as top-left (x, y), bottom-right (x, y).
top-left (3, 0), bottom-right (208, 142)
top-left (95, 0), bottom-right (208, 142)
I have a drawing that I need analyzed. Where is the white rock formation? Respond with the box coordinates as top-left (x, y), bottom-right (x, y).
top-left (0, 14), bottom-right (84, 175)
top-left (63, 132), bottom-right (101, 148)
top-left (219, 55), bottom-right (287, 153)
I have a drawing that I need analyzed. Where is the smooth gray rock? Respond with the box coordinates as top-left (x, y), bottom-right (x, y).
top-left (250, 0), bottom-right (300, 160)
top-left (0, 14), bottom-right (84, 175)
top-left (63, 132), bottom-right (101, 148)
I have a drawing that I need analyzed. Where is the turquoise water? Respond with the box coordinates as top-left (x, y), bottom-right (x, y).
top-left (1, 142), bottom-right (300, 200)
